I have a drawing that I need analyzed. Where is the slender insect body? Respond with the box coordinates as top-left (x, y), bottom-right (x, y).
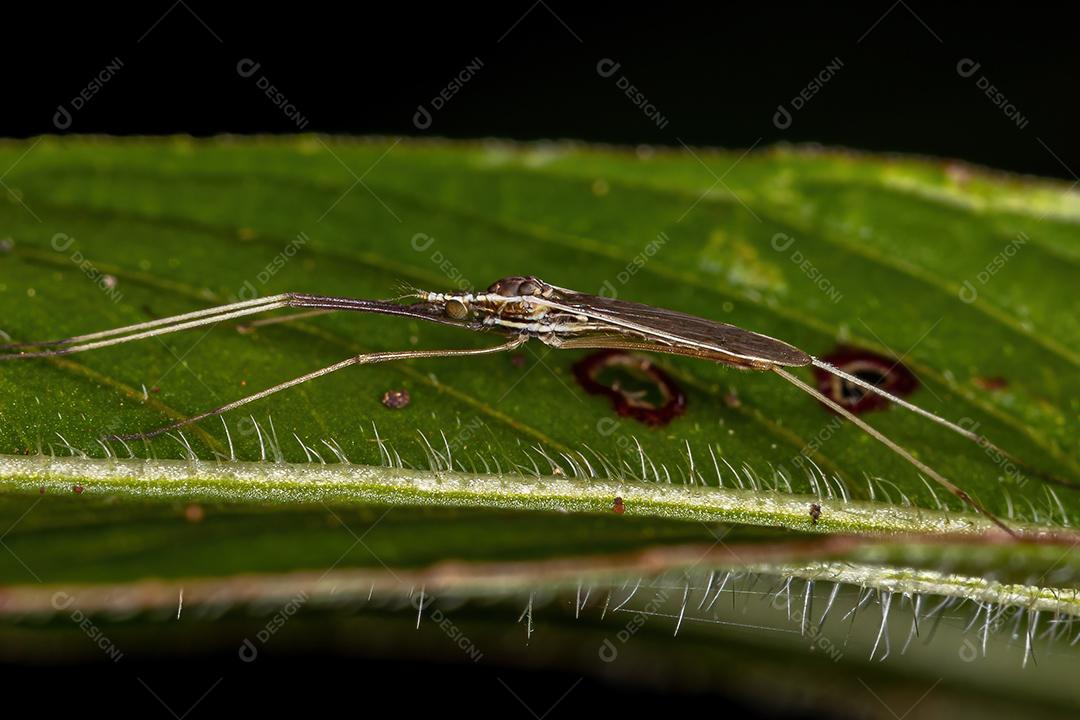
top-left (0, 273), bottom-right (1036, 536)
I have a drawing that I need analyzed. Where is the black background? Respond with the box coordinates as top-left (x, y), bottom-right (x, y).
top-left (3, 2), bottom-right (1077, 717)
top-left (6, 2), bottom-right (1079, 179)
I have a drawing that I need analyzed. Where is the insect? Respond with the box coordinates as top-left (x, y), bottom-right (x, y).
top-left (1, 275), bottom-right (1028, 535)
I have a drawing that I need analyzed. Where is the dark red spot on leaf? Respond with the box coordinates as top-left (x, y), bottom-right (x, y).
top-left (812, 346), bottom-right (917, 415)
top-left (572, 350), bottom-right (686, 426)
top-left (612, 497), bottom-right (625, 514)
top-left (973, 376), bottom-right (1008, 391)
top-left (809, 503), bottom-right (821, 524)
top-left (72, 485), bottom-right (83, 494)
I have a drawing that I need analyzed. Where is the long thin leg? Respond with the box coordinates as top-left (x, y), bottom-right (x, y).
top-left (1, 295), bottom-right (289, 351)
top-left (772, 366), bottom-right (1016, 537)
top-left (811, 357), bottom-right (1066, 488)
top-left (108, 335), bottom-right (528, 441)
top-left (0, 293), bottom-right (483, 361)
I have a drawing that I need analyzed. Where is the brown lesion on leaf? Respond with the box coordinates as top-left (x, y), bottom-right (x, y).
top-left (812, 345), bottom-right (917, 414)
top-left (572, 350), bottom-right (686, 426)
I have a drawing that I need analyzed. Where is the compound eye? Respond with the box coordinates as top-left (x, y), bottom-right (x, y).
top-left (445, 299), bottom-right (469, 320)
top-left (487, 277), bottom-right (517, 296)
top-left (518, 280), bottom-right (539, 296)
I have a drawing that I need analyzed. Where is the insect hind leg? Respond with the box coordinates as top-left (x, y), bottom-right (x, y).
top-left (774, 365), bottom-right (1017, 537)
top-left (811, 356), bottom-right (1070, 489)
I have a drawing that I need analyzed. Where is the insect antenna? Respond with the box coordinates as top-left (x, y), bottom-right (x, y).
top-left (389, 280), bottom-right (424, 302)
top-left (772, 366), bottom-right (1017, 537)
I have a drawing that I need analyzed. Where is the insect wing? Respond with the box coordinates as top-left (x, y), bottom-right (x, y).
top-left (544, 291), bottom-right (811, 367)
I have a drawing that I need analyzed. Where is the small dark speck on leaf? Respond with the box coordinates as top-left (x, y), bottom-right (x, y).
top-left (612, 497), bottom-right (625, 514)
top-left (809, 503), bottom-right (821, 524)
top-left (381, 389), bottom-right (411, 409)
top-left (185, 504), bottom-right (205, 523)
top-left (72, 485), bottom-right (84, 495)
top-left (813, 345), bottom-right (917, 415)
top-left (510, 354), bottom-right (526, 369)
top-left (973, 376), bottom-right (1008, 391)
top-left (150, 386), bottom-right (161, 394)
top-left (723, 391), bottom-right (741, 408)
top-left (39, 487), bottom-right (46, 495)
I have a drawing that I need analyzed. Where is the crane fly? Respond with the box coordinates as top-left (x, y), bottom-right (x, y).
top-left (1, 275), bottom-right (1022, 535)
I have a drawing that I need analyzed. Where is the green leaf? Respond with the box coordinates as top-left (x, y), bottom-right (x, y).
top-left (1, 137), bottom-right (1078, 710)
